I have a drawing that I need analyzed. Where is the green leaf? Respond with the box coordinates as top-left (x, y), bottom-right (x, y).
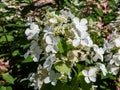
top-left (0, 35), bottom-right (14, 42)
top-left (58, 39), bottom-right (64, 53)
top-left (117, 82), bottom-right (120, 87)
top-left (0, 86), bottom-right (12, 90)
top-left (0, 3), bottom-right (7, 8)
top-left (12, 50), bottom-right (20, 56)
top-left (0, 86), bottom-right (6, 90)
top-left (94, 8), bottom-right (103, 16)
top-left (22, 55), bottom-right (33, 63)
top-left (0, 26), bottom-right (3, 31)
top-left (2, 73), bottom-right (14, 84)
top-left (103, 13), bottom-right (117, 24)
top-left (54, 62), bottom-right (71, 74)
top-left (58, 38), bottom-right (73, 55)
top-left (6, 86), bottom-right (12, 90)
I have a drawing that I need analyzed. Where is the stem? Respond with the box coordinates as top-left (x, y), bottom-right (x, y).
top-left (2, 26), bottom-right (13, 60)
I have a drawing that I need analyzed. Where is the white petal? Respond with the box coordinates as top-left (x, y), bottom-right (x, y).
top-left (85, 77), bottom-right (90, 83)
top-left (44, 77), bottom-right (51, 84)
top-left (73, 17), bottom-right (80, 25)
top-left (80, 18), bottom-right (88, 25)
top-left (49, 18), bottom-right (57, 24)
top-left (79, 25), bottom-right (88, 31)
top-left (25, 28), bottom-right (31, 36)
top-left (30, 23), bottom-right (39, 30)
top-left (51, 81), bottom-right (57, 86)
top-left (99, 48), bottom-right (104, 54)
top-left (46, 45), bottom-right (53, 52)
top-left (89, 76), bottom-right (96, 82)
top-left (32, 55), bottom-right (38, 62)
top-left (72, 39), bottom-right (80, 47)
top-left (82, 70), bottom-right (88, 76)
top-left (45, 36), bottom-right (53, 44)
top-left (52, 45), bottom-right (58, 53)
top-left (89, 68), bottom-right (96, 76)
top-left (115, 37), bottom-right (120, 47)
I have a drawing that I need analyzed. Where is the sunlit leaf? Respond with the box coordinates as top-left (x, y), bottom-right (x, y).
top-left (117, 82), bottom-right (120, 87)
top-left (0, 35), bottom-right (14, 42)
top-left (2, 73), bottom-right (14, 84)
top-left (55, 62), bottom-right (71, 74)
top-left (22, 55), bottom-right (33, 63)
top-left (0, 86), bottom-right (6, 90)
top-left (57, 39), bottom-right (64, 53)
top-left (6, 86), bottom-right (12, 90)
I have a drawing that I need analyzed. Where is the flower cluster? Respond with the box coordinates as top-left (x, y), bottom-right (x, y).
top-left (24, 0), bottom-right (120, 90)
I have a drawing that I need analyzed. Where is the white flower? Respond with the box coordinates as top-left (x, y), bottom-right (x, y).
top-left (110, 49), bottom-right (120, 66)
top-left (72, 29), bottom-right (93, 47)
top-left (82, 67), bottom-right (97, 83)
top-left (114, 37), bottom-right (120, 47)
top-left (96, 63), bottom-right (107, 76)
top-left (93, 45), bottom-right (104, 62)
top-left (44, 70), bottom-right (60, 86)
top-left (108, 64), bottom-right (119, 75)
top-left (45, 35), bottom-right (59, 53)
top-left (24, 41), bottom-right (42, 62)
top-left (25, 22), bottom-right (40, 40)
top-left (103, 40), bottom-right (114, 51)
top-left (43, 54), bottom-right (56, 71)
top-left (73, 17), bottom-right (88, 31)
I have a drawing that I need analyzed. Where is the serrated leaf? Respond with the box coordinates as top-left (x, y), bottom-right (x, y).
top-left (2, 73), bottom-right (14, 84)
top-left (22, 56), bottom-right (33, 63)
top-left (55, 62), bottom-right (71, 74)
